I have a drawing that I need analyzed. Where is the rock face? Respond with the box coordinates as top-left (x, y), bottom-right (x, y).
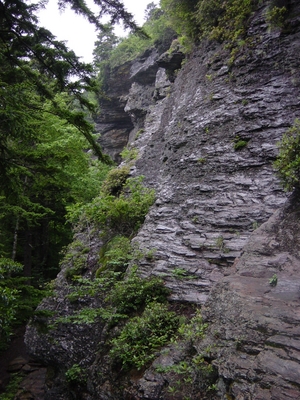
top-left (132, 2), bottom-right (300, 304)
top-left (93, 61), bottom-right (133, 163)
top-left (24, 1), bottom-right (300, 398)
top-left (200, 191), bottom-right (300, 399)
top-left (94, 48), bottom-right (167, 163)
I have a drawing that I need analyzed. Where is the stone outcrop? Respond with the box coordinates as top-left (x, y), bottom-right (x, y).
top-left (24, 1), bottom-right (300, 398)
top-left (132, 2), bottom-right (300, 305)
top-left (95, 48), bottom-right (166, 163)
top-left (200, 191), bottom-right (300, 399)
top-left (94, 61), bottom-right (133, 163)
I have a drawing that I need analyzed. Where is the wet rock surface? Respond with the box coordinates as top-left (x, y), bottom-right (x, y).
top-left (132, 2), bottom-right (300, 305)
top-left (199, 191), bottom-right (300, 399)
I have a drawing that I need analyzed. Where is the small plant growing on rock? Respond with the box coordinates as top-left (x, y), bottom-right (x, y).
top-left (69, 175), bottom-right (155, 237)
top-left (101, 166), bottom-right (130, 196)
top-left (274, 119), bottom-right (300, 191)
top-left (269, 274), bottom-right (278, 287)
top-left (109, 273), bottom-right (170, 315)
top-left (65, 364), bottom-right (87, 385)
top-left (233, 138), bottom-right (248, 151)
top-left (98, 235), bottom-right (132, 274)
top-left (172, 267), bottom-right (188, 279)
top-left (266, 5), bottom-right (287, 28)
top-left (215, 235), bottom-right (224, 250)
top-left (120, 147), bottom-right (139, 162)
top-left (110, 302), bottom-right (180, 371)
top-left (144, 248), bottom-right (157, 261)
top-left (135, 128), bottom-right (144, 140)
top-left (178, 310), bottom-right (208, 342)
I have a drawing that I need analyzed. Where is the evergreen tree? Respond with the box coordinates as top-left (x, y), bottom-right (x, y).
top-left (0, 0), bottom-right (148, 348)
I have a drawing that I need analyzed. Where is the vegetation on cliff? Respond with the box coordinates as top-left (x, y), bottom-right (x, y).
top-left (0, 0), bottom-right (144, 351)
top-left (274, 119), bottom-right (300, 191)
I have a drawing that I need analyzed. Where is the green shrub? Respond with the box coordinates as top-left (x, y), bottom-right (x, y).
top-left (274, 119), bottom-right (300, 191)
top-left (81, 176), bottom-right (155, 237)
top-left (0, 373), bottom-right (23, 400)
top-left (233, 139), bottom-right (248, 151)
top-left (0, 258), bottom-right (47, 349)
top-left (98, 6), bottom-right (175, 70)
top-left (65, 364), bottom-right (87, 384)
top-left (110, 302), bottom-right (180, 370)
top-left (194, 0), bottom-right (255, 44)
top-left (98, 235), bottom-right (132, 273)
top-left (161, 0), bottom-right (198, 39)
top-left (101, 166), bottom-right (130, 196)
top-left (266, 5), bottom-right (287, 28)
top-left (0, 259), bottom-right (22, 345)
top-left (120, 147), bottom-right (139, 162)
top-left (109, 273), bottom-right (170, 315)
top-left (177, 309), bottom-right (208, 342)
top-left (269, 274), bottom-right (278, 287)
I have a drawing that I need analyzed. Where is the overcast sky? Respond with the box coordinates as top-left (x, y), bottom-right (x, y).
top-left (37, 0), bottom-right (159, 63)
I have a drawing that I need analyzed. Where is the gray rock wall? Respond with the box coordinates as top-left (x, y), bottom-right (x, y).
top-left (200, 192), bottom-right (300, 399)
top-left (131, 3), bottom-right (300, 304)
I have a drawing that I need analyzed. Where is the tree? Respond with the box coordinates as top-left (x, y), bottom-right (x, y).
top-left (93, 3), bottom-right (175, 72)
top-left (0, 258), bottom-right (23, 347)
top-left (0, 0), bottom-right (145, 347)
top-left (160, 0), bottom-right (198, 38)
top-left (0, 0), bottom-right (147, 165)
top-left (93, 23), bottom-right (120, 68)
top-left (0, 89), bottom-right (110, 279)
top-left (57, 0), bottom-right (143, 33)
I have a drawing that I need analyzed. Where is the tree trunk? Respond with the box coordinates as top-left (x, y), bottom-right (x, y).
top-left (11, 216), bottom-right (19, 261)
top-left (23, 228), bottom-right (32, 281)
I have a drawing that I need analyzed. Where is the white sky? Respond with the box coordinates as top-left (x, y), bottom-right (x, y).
top-left (37, 0), bottom-right (159, 63)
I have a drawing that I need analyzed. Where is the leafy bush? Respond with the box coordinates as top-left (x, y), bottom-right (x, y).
top-left (69, 175), bottom-right (155, 237)
top-left (234, 139), bottom-right (248, 151)
top-left (195, 0), bottom-right (254, 43)
top-left (65, 364), bottom-right (87, 385)
top-left (109, 273), bottom-right (170, 315)
top-left (108, 34), bottom-right (152, 68)
top-left (98, 235), bottom-right (132, 273)
top-left (110, 302), bottom-right (180, 370)
top-left (0, 258), bottom-right (22, 323)
top-left (0, 372), bottom-right (23, 400)
top-left (266, 4), bottom-right (287, 28)
top-left (101, 166), bottom-right (130, 196)
top-left (63, 240), bottom-right (90, 280)
top-left (0, 258), bottom-right (47, 349)
top-left (274, 119), bottom-right (300, 191)
top-left (120, 147), bottom-right (139, 163)
top-left (177, 310), bottom-right (208, 342)
top-left (161, 0), bottom-right (198, 39)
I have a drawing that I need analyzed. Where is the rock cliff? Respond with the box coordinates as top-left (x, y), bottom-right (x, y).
top-left (24, 1), bottom-right (300, 399)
